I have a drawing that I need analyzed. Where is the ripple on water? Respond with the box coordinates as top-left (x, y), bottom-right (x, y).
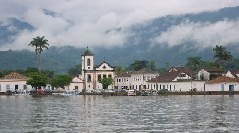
top-left (1, 95), bottom-right (239, 132)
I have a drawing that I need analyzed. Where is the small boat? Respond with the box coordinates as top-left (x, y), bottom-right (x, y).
top-left (141, 91), bottom-right (151, 96)
top-left (53, 90), bottom-right (80, 96)
top-left (15, 90), bottom-right (30, 96)
top-left (127, 89), bottom-right (136, 96)
top-left (141, 89), bottom-right (157, 96)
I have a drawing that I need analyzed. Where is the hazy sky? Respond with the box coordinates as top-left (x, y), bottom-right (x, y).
top-left (0, 0), bottom-right (239, 51)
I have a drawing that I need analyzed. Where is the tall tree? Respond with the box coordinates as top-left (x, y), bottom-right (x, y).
top-left (28, 37), bottom-right (39, 68)
top-left (37, 36), bottom-right (49, 72)
top-left (28, 36), bottom-right (49, 72)
top-left (213, 45), bottom-right (233, 66)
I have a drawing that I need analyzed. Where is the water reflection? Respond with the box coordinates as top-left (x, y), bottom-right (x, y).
top-left (0, 95), bottom-right (239, 132)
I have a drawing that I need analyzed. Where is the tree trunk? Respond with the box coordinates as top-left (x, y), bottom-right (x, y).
top-left (39, 53), bottom-right (41, 73)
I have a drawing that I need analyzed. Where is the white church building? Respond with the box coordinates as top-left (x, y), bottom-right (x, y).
top-left (80, 48), bottom-right (115, 90)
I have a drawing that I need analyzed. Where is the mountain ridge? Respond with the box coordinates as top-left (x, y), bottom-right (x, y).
top-left (1, 6), bottom-right (239, 73)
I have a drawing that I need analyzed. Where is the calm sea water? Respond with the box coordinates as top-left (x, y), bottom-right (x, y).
top-left (0, 95), bottom-right (239, 133)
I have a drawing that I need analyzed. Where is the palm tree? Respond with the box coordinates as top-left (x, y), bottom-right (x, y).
top-left (28, 36), bottom-right (49, 72)
top-left (37, 36), bottom-right (49, 72)
top-left (28, 37), bottom-right (39, 68)
top-left (213, 45), bottom-right (233, 66)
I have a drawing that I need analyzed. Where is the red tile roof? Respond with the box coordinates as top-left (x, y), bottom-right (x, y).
top-left (228, 69), bottom-right (239, 78)
top-left (1, 72), bottom-right (29, 79)
top-left (203, 68), bottom-right (223, 73)
top-left (169, 66), bottom-right (193, 76)
top-left (206, 76), bottom-right (239, 84)
top-left (147, 66), bottom-right (193, 82)
top-left (148, 71), bottom-right (182, 82)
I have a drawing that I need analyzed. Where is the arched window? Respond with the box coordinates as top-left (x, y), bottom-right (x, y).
top-left (87, 59), bottom-right (90, 66)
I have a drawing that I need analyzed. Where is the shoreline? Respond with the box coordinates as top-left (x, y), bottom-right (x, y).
top-left (1, 91), bottom-right (239, 96)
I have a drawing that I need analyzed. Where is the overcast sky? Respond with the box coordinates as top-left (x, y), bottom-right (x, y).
top-left (0, 0), bottom-right (239, 51)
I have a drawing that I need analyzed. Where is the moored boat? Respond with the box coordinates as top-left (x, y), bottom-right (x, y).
top-left (52, 90), bottom-right (80, 96)
top-left (127, 89), bottom-right (136, 96)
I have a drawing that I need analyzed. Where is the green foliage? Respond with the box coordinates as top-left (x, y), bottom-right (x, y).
top-left (213, 45), bottom-right (233, 66)
top-left (26, 72), bottom-right (48, 89)
top-left (209, 73), bottom-right (222, 80)
top-left (186, 56), bottom-right (201, 71)
top-left (0, 71), bottom-right (4, 78)
top-left (114, 66), bottom-right (126, 75)
top-left (129, 60), bottom-right (156, 71)
top-left (40, 70), bottom-right (55, 83)
top-left (28, 36), bottom-right (49, 71)
top-left (223, 58), bottom-right (239, 70)
top-left (14, 69), bottom-right (25, 75)
top-left (26, 67), bottom-right (39, 73)
top-left (198, 61), bottom-right (214, 69)
top-left (0, 49), bottom-right (73, 74)
top-left (99, 77), bottom-right (113, 89)
top-left (50, 74), bottom-right (72, 89)
top-left (157, 62), bottom-right (171, 73)
top-left (67, 64), bottom-right (82, 76)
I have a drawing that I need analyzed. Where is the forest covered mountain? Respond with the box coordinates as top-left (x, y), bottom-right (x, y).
top-left (0, 6), bottom-right (239, 73)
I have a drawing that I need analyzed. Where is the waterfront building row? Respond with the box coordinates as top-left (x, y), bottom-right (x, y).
top-left (1, 48), bottom-right (239, 92)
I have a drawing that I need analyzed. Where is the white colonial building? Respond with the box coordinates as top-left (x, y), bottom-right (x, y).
top-left (197, 68), bottom-right (223, 80)
top-left (81, 48), bottom-right (115, 90)
top-left (0, 72), bottom-right (32, 92)
top-left (205, 76), bottom-right (239, 91)
top-left (115, 68), bottom-right (158, 91)
top-left (147, 66), bottom-right (205, 91)
top-left (65, 76), bottom-right (84, 92)
top-left (225, 69), bottom-right (239, 78)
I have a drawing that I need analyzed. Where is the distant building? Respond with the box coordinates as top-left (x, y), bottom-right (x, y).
top-left (115, 68), bottom-right (158, 91)
top-left (81, 47), bottom-right (115, 90)
top-left (65, 76), bottom-right (84, 92)
top-left (0, 72), bottom-right (32, 92)
top-left (225, 69), bottom-right (239, 78)
top-left (148, 66), bottom-right (205, 91)
top-left (197, 68), bottom-right (223, 80)
top-left (205, 76), bottom-right (239, 91)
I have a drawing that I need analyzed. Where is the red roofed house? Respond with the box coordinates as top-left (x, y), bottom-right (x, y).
top-left (225, 69), bottom-right (239, 78)
top-left (147, 66), bottom-right (205, 91)
top-left (205, 76), bottom-right (239, 91)
top-left (0, 72), bottom-right (32, 92)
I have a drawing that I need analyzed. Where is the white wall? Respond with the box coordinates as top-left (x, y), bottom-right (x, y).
top-left (147, 81), bottom-right (205, 92)
top-left (115, 73), bottom-right (158, 91)
top-left (115, 76), bottom-right (131, 89)
top-left (197, 69), bottom-right (210, 80)
top-left (96, 63), bottom-right (114, 70)
top-left (0, 80), bottom-right (32, 92)
top-left (205, 82), bottom-right (238, 91)
top-left (225, 71), bottom-right (234, 78)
